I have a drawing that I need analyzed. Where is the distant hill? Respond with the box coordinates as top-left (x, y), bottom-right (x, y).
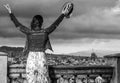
top-left (1, 46), bottom-right (117, 66)
top-left (0, 46), bottom-right (80, 58)
top-left (0, 46), bottom-right (23, 58)
top-left (0, 46), bottom-right (23, 52)
top-left (1, 46), bottom-right (119, 58)
top-left (69, 50), bottom-right (120, 57)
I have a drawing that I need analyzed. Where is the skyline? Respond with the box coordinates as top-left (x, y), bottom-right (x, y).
top-left (0, 0), bottom-right (120, 55)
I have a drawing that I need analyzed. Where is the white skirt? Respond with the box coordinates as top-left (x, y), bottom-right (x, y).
top-left (26, 52), bottom-right (50, 83)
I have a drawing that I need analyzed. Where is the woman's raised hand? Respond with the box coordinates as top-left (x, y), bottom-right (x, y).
top-left (62, 2), bottom-right (74, 18)
top-left (4, 4), bottom-right (12, 14)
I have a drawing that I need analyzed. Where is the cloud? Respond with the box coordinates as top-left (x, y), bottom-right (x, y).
top-left (0, 0), bottom-right (120, 40)
top-left (0, 37), bottom-right (25, 47)
top-left (108, 0), bottom-right (120, 15)
top-left (1, 0), bottom-right (120, 54)
top-left (0, 0), bottom-right (116, 17)
top-left (51, 0), bottom-right (120, 39)
top-left (0, 0), bottom-right (65, 17)
top-left (1, 36), bottom-right (120, 54)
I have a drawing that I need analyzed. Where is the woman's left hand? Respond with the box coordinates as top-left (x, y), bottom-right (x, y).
top-left (62, 2), bottom-right (74, 18)
top-left (4, 4), bottom-right (12, 14)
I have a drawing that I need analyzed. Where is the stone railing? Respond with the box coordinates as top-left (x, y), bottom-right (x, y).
top-left (49, 65), bottom-right (113, 83)
top-left (8, 63), bottom-right (114, 83)
top-left (7, 54), bottom-right (116, 83)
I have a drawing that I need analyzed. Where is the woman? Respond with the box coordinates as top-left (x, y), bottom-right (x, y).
top-left (4, 2), bottom-right (73, 83)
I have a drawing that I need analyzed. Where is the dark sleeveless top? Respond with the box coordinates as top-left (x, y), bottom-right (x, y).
top-left (9, 13), bottom-right (65, 53)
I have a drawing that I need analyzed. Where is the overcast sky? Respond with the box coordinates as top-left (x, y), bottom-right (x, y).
top-left (1, 0), bottom-right (120, 55)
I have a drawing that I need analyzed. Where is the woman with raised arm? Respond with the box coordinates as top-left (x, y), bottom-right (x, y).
top-left (4, 2), bottom-right (73, 83)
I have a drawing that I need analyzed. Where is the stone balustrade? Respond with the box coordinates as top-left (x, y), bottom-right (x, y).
top-left (7, 53), bottom-right (117, 83)
top-left (8, 63), bottom-right (114, 83)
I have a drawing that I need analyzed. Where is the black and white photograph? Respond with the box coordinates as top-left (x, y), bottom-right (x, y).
top-left (0, 0), bottom-right (120, 83)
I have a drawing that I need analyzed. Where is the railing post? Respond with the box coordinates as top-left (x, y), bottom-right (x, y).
top-left (116, 56), bottom-right (120, 83)
top-left (0, 52), bottom-right (7, 83)
top-left (108, 54), bottom-right (120, 83)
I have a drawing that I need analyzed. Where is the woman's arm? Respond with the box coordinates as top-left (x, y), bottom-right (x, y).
top-left (9, 13), bottom-right (30, 33)
top-left (4, 4), bottom-right (30, 34)
top-left (45, 14), bottom-right (65, 34)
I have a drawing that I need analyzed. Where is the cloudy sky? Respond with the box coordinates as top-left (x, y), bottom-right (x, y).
top-left (1, 0), bottom-right (120, 55)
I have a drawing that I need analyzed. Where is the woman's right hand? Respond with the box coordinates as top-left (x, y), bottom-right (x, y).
top-left (4, 4), bottom-right (12, 14)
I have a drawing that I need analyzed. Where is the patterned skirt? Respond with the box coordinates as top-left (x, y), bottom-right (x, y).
top-left (26, 52), bottom-right (50, 83)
